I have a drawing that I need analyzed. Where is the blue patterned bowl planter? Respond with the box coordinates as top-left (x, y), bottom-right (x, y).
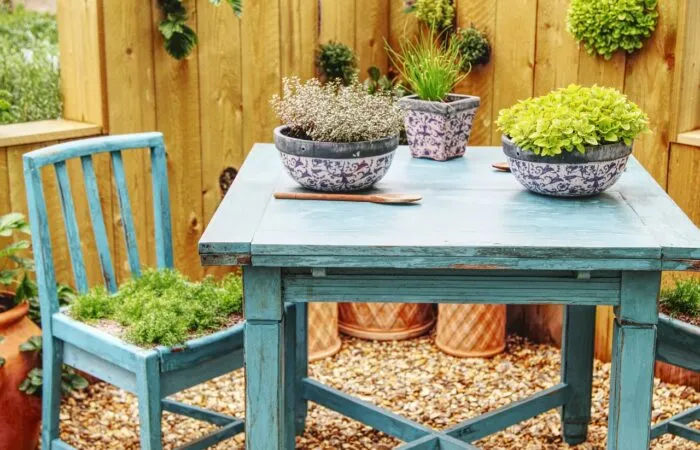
top-left (398, 94), bottom-right (480, 161)
top-left (273, 126), bottom-right (399, 192)
top-left (502, 135), bottom-right (632, 197)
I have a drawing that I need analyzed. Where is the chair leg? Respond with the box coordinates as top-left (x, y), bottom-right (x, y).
top-left (294, 303), bottom-right (309, 436)
top-left (41, 337), bottom-right (64, 447)
top-left (136, 354), bottom-right (163, 450)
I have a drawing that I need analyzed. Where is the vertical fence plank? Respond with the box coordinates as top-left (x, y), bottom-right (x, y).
top-left (242, 0), bottom-right (282, 155)
top-left (151, 0), bottom-right (204, 280)
top-left (280, 0), bottom-right (318, 80)
top-left (577, 51), bottom-right (626, 89)
top-left (0, 149), bottom-right (9, 213)
top-left (319, 0), bottom-right (356, 48)
top-left (668, 144), bottom-right (700, 226)
top-left (102, 0), bottom-right (157, 282)
top-left (355, 0), bottom-right (390, 77)
top-left (490, 0), bottom-right (537, 145)
top-left (455, 0), bottom-right (497, 145)
top-left (670, 0), bottom-right (700, 137)
top-left (388, 0), bottom-right (419, 55)
top-left (623, 0), bottom-right (679, 188)
top-left (533, 0), bottom-right (580, 95)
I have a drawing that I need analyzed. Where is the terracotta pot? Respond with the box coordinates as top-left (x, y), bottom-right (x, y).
top-left (308, 303), bottom-right (341, 361)
top-left (435, 304), bottom-right (506, 358)
top-left (338, 303), bottom-right (435, 340)
top-left (0, 293), bottom-right (42, 450)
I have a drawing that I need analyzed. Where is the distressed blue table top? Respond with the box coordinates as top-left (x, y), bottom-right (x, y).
top-left (199, 145), bottom-right (700, 271)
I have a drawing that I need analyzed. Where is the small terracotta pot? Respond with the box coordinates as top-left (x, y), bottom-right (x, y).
top-left (398, 94), bottom-right (480, 161)
top-left (435, 304), bottom-right (506, 358)
top-left (338, 303), bottom-right (435, 340)
top-left (0, 293), bottom-right (42, 450)
top-left (308, 303), bottom-right (341, 361)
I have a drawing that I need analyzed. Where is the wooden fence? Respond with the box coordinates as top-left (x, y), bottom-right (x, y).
top-left (1, 0), bottom-right (698, 364)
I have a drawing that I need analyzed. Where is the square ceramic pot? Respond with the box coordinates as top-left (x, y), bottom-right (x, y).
top-left (398, 94), bottom-right (480, 161)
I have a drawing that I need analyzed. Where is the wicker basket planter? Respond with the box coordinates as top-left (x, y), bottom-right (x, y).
top-left (308, 303), bottom-right (342, 361)
top-left (435, 304), bottom-right (506, 358)
top-left (338, 303), bottom-right (435, 340)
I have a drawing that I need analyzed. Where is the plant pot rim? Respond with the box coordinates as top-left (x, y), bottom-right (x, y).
top-left (398, 93), bottom-right (481, 114)
top-left (502, 135), bottom-right (632, 164)
top-left (274, 125), bottom-right (399, 159)
top-left (0, 292), bottom-right (29, 328)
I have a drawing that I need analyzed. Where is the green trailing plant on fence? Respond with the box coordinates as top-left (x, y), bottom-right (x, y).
top-left (567, 0), bottom-right (658, 60)
top-left (387, 30), bottom-right (466, 101)
top-left (453, 26), bottom-right (490, 72)
top-left (0, 5), bottom-right (61, 125)
top-left (412, 0), bottom-right (454, 31)
top-left (497, 85), bottom-right (649, 157)
top-left (317, 41), bottom-right (358, 86)
top-left (71, 268), bottom-right (243, 347)
top-left (156, 0), bottom-right (242, 60)
top-left (661, 278), bottom-right (700, 318)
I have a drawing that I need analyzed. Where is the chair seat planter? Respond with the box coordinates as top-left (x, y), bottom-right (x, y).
top-left (651, 313), bottom-right (700, 443)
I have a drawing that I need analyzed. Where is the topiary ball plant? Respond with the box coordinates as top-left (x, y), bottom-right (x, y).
top-left (567, 0), bottom-right (658, 60)
top-left (453, 26), bottom-right (491, 72)
top-left (413, 0), bottom-right (455, 31)
top-left (317, 41), bottom-right (358, 86)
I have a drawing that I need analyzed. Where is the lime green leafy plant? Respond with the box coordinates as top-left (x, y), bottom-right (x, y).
top-left (317, 41), bottom-right (358, 86)
top-left (71, 269), bottom-right (243, 347)
top-left (567, 0), bottom-right (658, 60)
top-left (413, 0), bottom-right (454, 31)
top-left (661, 278), bottom-right (700, 318)
top-left (387, 30), bottom-right (466, 102)
top-left (497, 85), bottom-right (649, 157)
top-left (453, 26), bottom-right (490, 72)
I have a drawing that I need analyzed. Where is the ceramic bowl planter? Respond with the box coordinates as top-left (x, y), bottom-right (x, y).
top-left (0, 295), bottom-right (42, 450)
top-left (399, 94), bottom-right (480, 161)
top-left (274, 125), bottom-right (399, 192)
top-left (502, 135), bottom-right (632, 197)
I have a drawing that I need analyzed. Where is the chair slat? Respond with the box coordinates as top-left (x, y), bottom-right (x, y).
top-left (80, 155), bottom-right (118, 292)
top-left (54, 161), bottom-right (88, 293)
top-left (111, 150), bottom-right (141, 277)
top-left (151, 144), bottom-right (174, 269)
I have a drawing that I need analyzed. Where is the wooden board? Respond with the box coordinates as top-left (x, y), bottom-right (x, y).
top-left (319, 0), bottom-right (356, 48)
top-left (670, 0), bottom-right (700, 137)
top-left (668, 144), bottom-right (700, 226)
top-left (533, 0), bottom-right (580, 95)
top-left (0, 120), bottom-right (102, 148)
top-left (355, 0), bottom-right (390, 77)
top-left (280, 0), bottom-right (318, 80)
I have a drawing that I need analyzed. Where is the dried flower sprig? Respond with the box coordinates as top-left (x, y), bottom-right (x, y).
top-left (271, 77), bottom-right (405, 143)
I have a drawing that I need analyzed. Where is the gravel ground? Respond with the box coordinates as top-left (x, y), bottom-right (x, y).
top-left (59, 335), bottom-right (699, 449)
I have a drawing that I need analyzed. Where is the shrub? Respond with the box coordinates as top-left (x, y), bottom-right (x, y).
top-left (661, 278), bottom-right (700, 318)
top-left (0, 5), bottom-right (62, 125)
top-left (496, 85), bottom-right (649, 157)
top-left (567, 0), bottom-right (658, 60)
top-left (414, 0), bottom-right (454, 31)
top-left (271, 77), bottom-right (404, 143)
top-left (317, 41), bottom-right (358, 86)
top-left (453, 26), bottom-right (490, 72)
top-left (71, 269), bottom-right (244, 347)
top-left (387, 31), bottom-right (466, 101)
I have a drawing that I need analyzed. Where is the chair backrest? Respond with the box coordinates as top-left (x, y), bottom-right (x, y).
top-left (23, 133), bottom-right (173, 323)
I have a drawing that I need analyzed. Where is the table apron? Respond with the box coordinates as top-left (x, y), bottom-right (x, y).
top-left (282, 273), bottom-right (621, 306)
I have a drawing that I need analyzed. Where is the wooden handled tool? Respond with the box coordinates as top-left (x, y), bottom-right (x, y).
top-left (274, 192), bottom-right (422, 204)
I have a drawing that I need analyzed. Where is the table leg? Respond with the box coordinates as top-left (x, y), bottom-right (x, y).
top-left (560, 304), bottom-right (596, 444)
top-left (244, 267), bottom-right (291, 450)
top-left (607, 272), bottom-right (659, 450)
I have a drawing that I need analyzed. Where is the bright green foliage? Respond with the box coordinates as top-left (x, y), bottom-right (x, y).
top-left (0, 213), bottom-right (33, 302)
top-left (157, 0), bottom-right (241, 60)
top-left (0, 5), bottom-right (61, 125)
top-left (364, 66), bottom-right (409, 97)
top-left (567, 0), bottom-right (658, 60)
top-left (317, 41), bottom-right (358, 86)
top-left (71, 269), bottom-right (244, 347)
top-left (414, 0), bottom-right (454, 31)
top-left (496, 85), bottom-right (649, 157)
top-left (18, 335), bottom-right (88, 396)
top-left (453, 26), bottom-right (490, 72)
top-left (387, 31), bottom-right (465, 101)
top-left (661, 278), bottom-right (700, 318)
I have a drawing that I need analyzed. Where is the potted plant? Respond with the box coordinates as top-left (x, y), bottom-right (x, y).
top-left (655, 278), bottom-right (700, 389)
top-left (271, 77), bottom-right (404, 192)
top-left (497, 84), bottom-right (649, 197)
top-left (388, 31), bottom-right (480, 161)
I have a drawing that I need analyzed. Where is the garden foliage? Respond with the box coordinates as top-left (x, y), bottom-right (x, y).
top-left (317, 41), bottom-right (358, 86)
top-left (661, 278), bottom-right (700, 318)
top-left (0, 5), bottom-right (61, 125)
top-left (497, 85), bottom-right (649, 157)
top-left (413, 0), bottom-right (455, 31)
top-left (453, 26), bottom-right (490, 72)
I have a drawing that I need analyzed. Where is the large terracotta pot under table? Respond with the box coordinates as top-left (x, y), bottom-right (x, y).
top-left (308, 303), bottom-right (342, 361)
top-left (0, 294), bottom-right (42, 450)
top-left (339, 303), bottom-right (435, 340)
top-left (436, 304), bottom-right (506, 358)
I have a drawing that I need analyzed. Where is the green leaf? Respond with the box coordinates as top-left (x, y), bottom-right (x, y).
top-left (225, 0), bottom-right (243, 17)
top-left (19, 335), bottom-right (42, 353)
top-left (0, 356), bottom-right (5, 367)
top-left (18, 378), bottom-right (31, 391)
top-left (367, 66), bottom-right (381, 82)
top-left (163, 26), bottom-right (198, 60)
top-left (158, 20), bottom-right (182, 40)
top-left (70, 375), bottom-right (89, 390)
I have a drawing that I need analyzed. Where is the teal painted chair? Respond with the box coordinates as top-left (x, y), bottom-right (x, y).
top-left (23, 133), bottom-right (306, 449)
top-left (650, 313), bottom-right (700, 443)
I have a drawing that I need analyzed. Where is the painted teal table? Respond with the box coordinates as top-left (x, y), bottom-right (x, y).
top-left (199, 145), bottom-right (700, 450)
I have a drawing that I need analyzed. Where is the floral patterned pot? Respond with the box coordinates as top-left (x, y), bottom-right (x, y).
top-left (273, 126), bottom-right (398, 192)
top-left (502, 135), bottom-right (632, 197)
top-left (398, 94), bottom-right (480, 161)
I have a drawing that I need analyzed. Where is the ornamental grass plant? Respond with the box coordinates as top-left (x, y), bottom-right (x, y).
top-left (661, 278), bottom-right (700, 323)
top-left (271, 77), bottom-right (404, 143)
top-left (70, 269), bottom-right (243, 347)
top-left (497, 85), bottom-right (649, 157)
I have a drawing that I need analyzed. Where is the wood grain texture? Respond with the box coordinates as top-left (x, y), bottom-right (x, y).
top-left (670, 0), bottom-right (700, 136)
top-left (0, 120), bottom-right (102, 147)
top-left (355, 0), bottom-right (390, 76)
top-left (667, 144), bottom-right (700, 226)
top-left (533, 0), bottom-right (580, 95)
top-left (454, 0), bottom-right (496, 145)
top-left (388, 0), bottom-right (419, 57)
top-left (280, 0), bottom-right (318, 80)
top-left (319, 0), bottom-right (355, 48)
